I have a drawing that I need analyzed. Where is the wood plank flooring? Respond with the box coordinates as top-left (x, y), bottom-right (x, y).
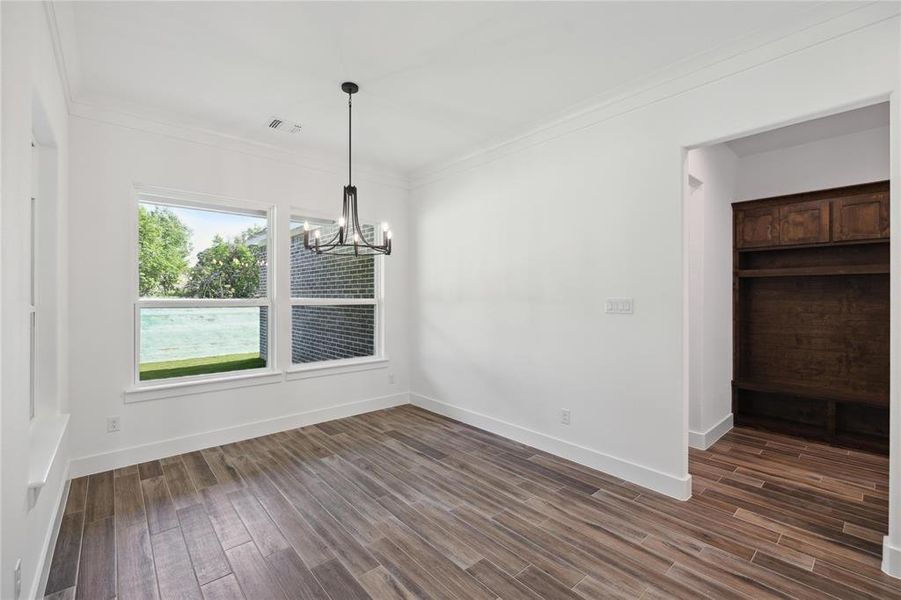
top-left (44, 405), bottom-right (901, 599)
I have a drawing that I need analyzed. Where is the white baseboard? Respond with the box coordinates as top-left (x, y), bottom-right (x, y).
top-left (411, 392), bottom-right (692, 501)
top-left (31, 458), bottom-right (70, 599)
top-left (883, 537), bottom-right (901, 579)
top-left (69, 392), bottom-right (409, 478)
top-left (688, 413), bottom-right (733, 450)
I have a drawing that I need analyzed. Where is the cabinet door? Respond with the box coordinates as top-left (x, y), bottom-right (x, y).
top-left (735, 206), bottom-right (779, 248)
top-left (832, 192), bottom-right (889, 241)
top-left (779, 200), bottom-right (830, 246)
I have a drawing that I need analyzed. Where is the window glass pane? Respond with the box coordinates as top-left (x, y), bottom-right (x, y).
top-left (290, 219), bottom-right (375, 298)
top-left (139, 202), bottom-right (268, 299)
top-left (292, 305), bottom-right (374, 363)
top-left (139, 307), bottom-right (267, 380)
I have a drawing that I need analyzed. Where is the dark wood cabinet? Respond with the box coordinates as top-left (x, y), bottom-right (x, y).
top-left (832, 191), bottom-right (889, 241)
top-left (778, 200), bottom-right (830, 245)
top-left (735, 205), bottom-right (779, 248)
top-left (732, 181), bottom-right (889, 453)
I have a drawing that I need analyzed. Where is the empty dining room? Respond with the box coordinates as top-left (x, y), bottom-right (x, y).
top-left (4, 2), bottom-right (901, 599)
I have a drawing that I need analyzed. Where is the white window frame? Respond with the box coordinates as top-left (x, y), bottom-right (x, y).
top-left (286, 212), bottom-right (386, 374)
top-left (28, 139), bottom-right (38, 420)
top-left (130, 185), bottom-right (278, 393)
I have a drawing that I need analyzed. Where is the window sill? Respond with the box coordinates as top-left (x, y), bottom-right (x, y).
top-left (125, 369), bottom-right (283, 403)
top-left (285, 357), bottom-right (389, 380)
top-left (29, 413), bottom-right (70, 490)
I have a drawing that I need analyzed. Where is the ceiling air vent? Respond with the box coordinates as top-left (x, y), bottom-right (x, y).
top-left (267, 117), bottom-right (302, 134)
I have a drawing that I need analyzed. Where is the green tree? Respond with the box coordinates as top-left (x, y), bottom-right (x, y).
top-left (184, 229), bottom-right (265, 298)
top-left (138, 205), bottom-right (191, 297)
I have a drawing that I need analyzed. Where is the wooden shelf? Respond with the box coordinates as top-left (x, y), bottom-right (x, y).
top-left (737, 264), bottom-right (888, 278)
top-left (733, 379), bottom-right (888, 407)
top-left (733, 413), bottom-right (825, 440)
top-left (737, 238), bottom-right (889, 253)
top-left (734, 413), bottom-right (888, 453)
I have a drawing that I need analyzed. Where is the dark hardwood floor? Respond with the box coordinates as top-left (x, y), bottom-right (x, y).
top-left (43, 405), bottom-right (900, 599)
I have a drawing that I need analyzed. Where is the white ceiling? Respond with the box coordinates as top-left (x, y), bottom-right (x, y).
top-left (726, 103), bottom-right (890, 157)
top-left (57, 1), bottom-right (863, 176)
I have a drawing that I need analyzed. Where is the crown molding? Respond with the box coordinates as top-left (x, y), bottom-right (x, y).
top-left (43, 1), bottom-right (77, 112)
top-left (409, 2), bottom-right (900, 189)
top-left (45, 1), bottom-right (899, 194)
top-left (44, 1), bottom-right (411, 191)
top-left (68, 99), bottom-right (412, 190)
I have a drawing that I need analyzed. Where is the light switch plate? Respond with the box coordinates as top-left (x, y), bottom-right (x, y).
top-left (605, 298), bottom-right (634, 314)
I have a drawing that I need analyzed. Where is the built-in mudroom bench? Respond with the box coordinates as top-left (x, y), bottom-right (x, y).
top-left (732, 181), bottom-right (890, 453)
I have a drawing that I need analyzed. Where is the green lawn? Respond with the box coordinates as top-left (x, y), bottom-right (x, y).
top-left (140, 352), bottom-right (266, 381)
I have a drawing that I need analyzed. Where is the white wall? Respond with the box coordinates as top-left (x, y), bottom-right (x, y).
top-left (685, 144), bottom-right (737, 449)
top-left (736, 125), bottom-right (890, 201)
top-left (1, 3), bottom-right (71, 599)
top-left (409, 13), bottom-right (899, 501)
top-left (66, 116), bottom-right (411, 473)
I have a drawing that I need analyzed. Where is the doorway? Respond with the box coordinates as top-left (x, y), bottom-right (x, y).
top-left (683, 101), bottom-right (892, 574)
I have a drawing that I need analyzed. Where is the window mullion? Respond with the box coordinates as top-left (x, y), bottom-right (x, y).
top-left (137, 298), bottom-right (268, 309)
top-left (289, 297), bottom-right (376, 306)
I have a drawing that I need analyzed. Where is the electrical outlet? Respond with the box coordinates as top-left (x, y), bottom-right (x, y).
top-left (605, 297), bottom-right (634, 314)
top-left (561, 409), bottom-right (571, 425)
top-left (388, 373), bottom-right (396, 384)
top-left (14, 559), bottom-right (21, 600)
top-left (107, 416), bottom-right (121, 433)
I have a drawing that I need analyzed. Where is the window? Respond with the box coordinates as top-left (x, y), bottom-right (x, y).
top-left (135, 194), bottom-right (272, 383)
top-left (289, 216), bottom-right (381, 365)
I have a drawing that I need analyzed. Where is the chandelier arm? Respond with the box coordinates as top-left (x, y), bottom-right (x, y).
top-left (346, 249), bottom-right (386, 256)
top-left (352, 199), bottom-right (365, 237)
top-left (348, 190), bottom-right (385, 250)
top-left (356, 240), bottom-right (380, 251)
top-left (313, 244), bottom-right (387, 256)
top-left (313, 233), bottom-right (386, 252)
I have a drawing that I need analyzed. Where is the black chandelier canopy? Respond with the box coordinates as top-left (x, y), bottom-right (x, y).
top-left (303, 82), bottom-right (392, 256)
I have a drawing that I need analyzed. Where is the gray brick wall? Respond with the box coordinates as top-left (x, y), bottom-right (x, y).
top-left (258, 306), bottom-right (268, 362)
top-left (291, 224), bottom-right (374, 298)
top-left (256, 224), bottom-right (378, 364)
top-left (291, 224), bottom-right (376, 363)
top-left (291, 305), bottom-right (375, 363)
top-left (258, 258), bottom-right (268, 360)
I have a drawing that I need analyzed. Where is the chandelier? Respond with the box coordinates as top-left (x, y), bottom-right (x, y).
top-left (303, 82), bottom-right (392, 256)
